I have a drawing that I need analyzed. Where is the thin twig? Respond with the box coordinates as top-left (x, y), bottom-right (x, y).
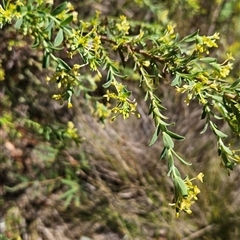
top-left (182, 224), bottom-right (217, 240)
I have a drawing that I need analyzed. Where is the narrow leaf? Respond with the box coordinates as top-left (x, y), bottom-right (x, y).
top-left (2, 0), bottom-right (6, 8)
top-left (32, 37), bottom-right (40, 48)
top-left (173, 167), bottom-right (181, 177)
top-left (210, 122), bottom-right (228, 138)
top-left (174, 176), bottom-right (188, 197)
top-left (201, 108), bottom-right (207, 119)
top-left (63, 194), bottom-right (73, 208)
top-left (177, 177), bottom-right (188, 197)
top-left (200, 123), bottom-right (208, 134)
top-left (45, 20), bottom-right (54, 32)
top-left (56, 58), bottom-right (71, 70)
top-left (163, 132), bottom-right (174, 149)
top-left (200, 57), bottom-right (216, 63)
top-left (149, 125), bottom-right (161, 146)
top-left (15, 18), bottom-right (23, 29)
top-left (230, 78), bottom-right (240, 88)
top-left (60, 15), bottom-right (73, 26)
top-left (54, 28), bottom-right (64, 47)
top-left (221, 152), bottom-right (234, 170)
top-left (221, 144), bottom-right (233, 156)
top-left (102, 79), bottom-right (112, 88)
top-left (214, 128), bottom-right (228, 138)
top-left (166, 130), bottom-right (185, 140)
top-left (51, 2), bottom-right (67, 16)
top-left (160, 147), bottom-right (167, 160)
top-left (210, 62), bottom-right (221, 71)
top-left (42, 51), bottom-right (50, 68)
top-left (171, 74), bottom-right (181, 86)
top-left (179, 30), bottom-right (199, 43)
top-left (172, 150), bottom-right (192, 165)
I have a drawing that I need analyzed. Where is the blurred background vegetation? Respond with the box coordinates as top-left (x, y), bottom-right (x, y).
top-left (0, 0), bottom-right (240, 239)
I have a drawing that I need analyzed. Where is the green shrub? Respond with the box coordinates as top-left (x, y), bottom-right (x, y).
top-left (0, 0), bottom-right (239, 220)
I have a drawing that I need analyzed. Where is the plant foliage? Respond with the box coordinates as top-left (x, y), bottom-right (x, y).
top-left (0, 0), bottom-right (239, 218)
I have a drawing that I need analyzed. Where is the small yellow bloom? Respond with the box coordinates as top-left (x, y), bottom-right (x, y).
top-left (116, 15), bottom-right (130, 34)
top-left (196, 172), bottom-right (204, 182)
top-left (46, 76), bottom-right (51, 82)
top-left (52, 94), bottom-right (62, 100)
top-left (219, 63), bottom-right (232, 78)
top-left (46, 0), bottom-right (54, 4)
top-left (67, 2), bottom-right (74, 11)
top-left (67, 102), bottom-right (73, 108)
top-left (72, 11), bottom-right (78, 23)
top-left (0, 68), bottom-right (5, 81)
top-left (171, 173), bottom-right (203, 217)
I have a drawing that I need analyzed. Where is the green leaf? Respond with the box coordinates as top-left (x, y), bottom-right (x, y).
top-left (174, 167), bottom-right (182, 178)
top-left (36, 10), bottom-right (46, 17)
top-left (60, 15), bottom-right (73, 26)
top-left (160, 147), bottom-right (167, 160)
top-left (210, 62), bottom-right (221, 71)
top-left (51, 2), bottom-right (67, 16)
top-left (200, 123), bottom-right (208, 134)
top-left (200, 57), bottom-right (216, 63)
top-left (56, 58), bottom-right (71, 70)
top-left (166, 130), bottom-right (185, 140)
top-left (177, 178), bottom-right (188, 197)
top-left (54, 28), bottom-right (64, 47)
top-left (32, 37), bottom-right (41, 48)
top-left (214, 114), bottom-right (223, 120)
top-left (210, 122), bottom-right (228, 138)
top-left (15, 18), bottom-right (23, 29)
top-left (174, 176), bottom-right (188, 197)
top-left (59, 187), bottom-right (76, 199)
top-left (149, 125), bottom-right (161, 146)
top-left (201, 108), bottom-right (207, 119)
top-left (214, 127), bottom-right (228, 138)
top-left (221, 152), bottom-right (234, 170)
top-left (172, 150), bottom-right (192, 165)
top-left (102, 79), bottom-right (112, 88)
top-left (158, 119), bottom-right (173, 127)
top-left (42, 51), bottom-right (50, 68)
top-left (221, 144), bottom-right (233, 156)
top-left (44, 20), bottom-right (54, 39)
top-left (230, 78), bottom-right (240, 88)
top-left (179, 30), bottom-right (199, 43)
top-left (171, 74), bottom-right (181, 86)
top-left (163, 132), bottom-right (174, 149)
top-left (144, 91), bottom-right (149, 101)
top-left (2, 0), bottom-right (6, 8)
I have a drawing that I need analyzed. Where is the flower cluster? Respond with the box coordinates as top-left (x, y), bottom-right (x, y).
top-left (116, 15), bottom-right (130, 35)
top-left (170, 173), bottom-right (204, 217)
top-left (195, 33), bottom-right (220, 54)
top-left (47, 64), bottom-right (83, 108)
top-left (104, 81), bottom-right (140, 120)
top-left (0, 1), bottom-right (23, 27)
top-left (65, 121), bottom-right (79, 139)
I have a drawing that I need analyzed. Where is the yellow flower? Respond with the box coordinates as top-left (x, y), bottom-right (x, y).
top-left (67, 2), bottom-right (74, 11)
top-left (52, 94), bottom-right (62, 100)
top-left (196, 172), bottom-right (204, 182)
top-left (72, 11), bottom-right (78, 23)
top-left (0, 68), bottom-right (5, 81)
top-left (46, 76), bottom-right (51, 82)
top-left (202, 36), bottom-right (218, 48)
top-left (67, 102), bottom-right (73, 108)
top-left (116, 15), bottom-right (130, 34)
top-left (170, 173), bottom-right (203, 217)
top-left (219, 63), bottom-right (232, 78)
top-left (66, 121), bottom-right (79, 138)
